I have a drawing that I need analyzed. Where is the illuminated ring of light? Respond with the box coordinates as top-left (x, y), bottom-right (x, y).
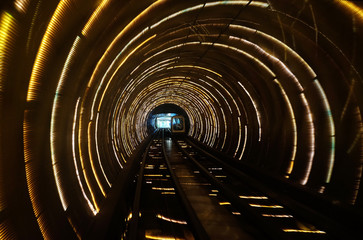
top-left (20, 0), bottom-right (362, 237)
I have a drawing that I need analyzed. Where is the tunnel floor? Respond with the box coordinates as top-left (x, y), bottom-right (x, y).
top-left (120, 129), bottom-right (344, 240)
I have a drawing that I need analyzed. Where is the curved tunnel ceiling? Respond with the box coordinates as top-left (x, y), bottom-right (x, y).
top-left (0, 0), bottom-right (363, 238)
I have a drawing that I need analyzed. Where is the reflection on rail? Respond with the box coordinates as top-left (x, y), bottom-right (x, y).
top-left (123, 130), bottom-right (360, 239)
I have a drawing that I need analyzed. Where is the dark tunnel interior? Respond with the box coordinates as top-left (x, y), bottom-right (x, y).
top-left (0, 0), bottom-right (363, 239)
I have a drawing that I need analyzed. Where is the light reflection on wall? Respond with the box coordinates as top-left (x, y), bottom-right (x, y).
top-left (64, 1), bottom-right (362, 215)
top-left (0, 12), bottom-right (17, 215)
top-left (0, 0), bottom-right (359, 238)
top-left (0, 11), bottom-right (18, 238)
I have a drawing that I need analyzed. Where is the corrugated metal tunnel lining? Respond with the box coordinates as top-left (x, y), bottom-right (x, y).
top-left (0, 0), bottom-right (363, 238)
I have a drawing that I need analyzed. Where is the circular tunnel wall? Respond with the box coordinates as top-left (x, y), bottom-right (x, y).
top-left (0, 0), bottom-right (363, 238)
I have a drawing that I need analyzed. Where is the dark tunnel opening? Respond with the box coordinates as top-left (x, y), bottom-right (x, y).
top-left (147, 103), bottom-right (190, 133)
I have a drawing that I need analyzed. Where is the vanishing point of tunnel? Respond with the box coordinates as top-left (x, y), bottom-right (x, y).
top-left (0, 0), bottom-right (363, 239)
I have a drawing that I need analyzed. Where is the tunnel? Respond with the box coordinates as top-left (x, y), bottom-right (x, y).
top-left (147, 104), bottom-right (190, 133)
top-left (0, 0), bottom-right (363, 239)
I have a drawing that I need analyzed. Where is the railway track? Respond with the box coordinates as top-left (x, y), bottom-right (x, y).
top-left (175, 138), bottom-right (332, 240)
top-left (126, 130), bottom-right (357, 239)
top-left (127, 130), bottom-right (207, 239)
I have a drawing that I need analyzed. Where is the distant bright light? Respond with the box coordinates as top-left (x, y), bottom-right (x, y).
top-left (154, 113), bottom-right (177, 128)
top-left (156, 117), bottom-right (171, 128)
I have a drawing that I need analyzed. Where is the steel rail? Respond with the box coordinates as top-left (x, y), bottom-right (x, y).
top-left (128, 130), bottom-right (159, 239)
top-left (184, 137), bottom-right (354, 239)
top-left (162, 129), bottom-right (209, 240)
top-left (175, 138), bottom-right (288, 240)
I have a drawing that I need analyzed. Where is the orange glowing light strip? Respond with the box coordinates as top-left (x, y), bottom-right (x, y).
top-left (145, 233), bottom-right (184, 240)
top-left (97, 34), bottom-right (156, 111)
top-left (0, 220), bottom-right (15, 239)
top-left (81, 0), bottom-right (110, 36)
top-left (51, 36), bottom-right (82, 213)
top-left (14, 0), bottom-right (30, 13)
top-left (87, 0), bottom-right (163, 120)
top-left (338, 1), bottom-right (363, 21)
top-left (87, 121), bottom-right (106, 196)
top-left (156, 214), bottom-right (187, 224)
top-left (24, 111), bottom-right (52, 239)
top-left (249, 204), bottom-right (283, 208)
top-left (72, 98), bottom-right (98, 215)
top-left (274, 79), bottom-right (297, 176)
top-left (0, 9), bottom-right (17, 215)
top-left (168, 65), bottom-right (222, 77)
top-left (78, 107), bottom-right (100, 213)
top-left (27, 0), bottom-right (72, 102)
top-left (239, 195), bottom-right (268, 199)
top-left (95, 112), bottom-right (111, 187)
top-left (0, 12), bottom-right (16, 107)
top-left (283, 229), bottom-right (326, 234)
